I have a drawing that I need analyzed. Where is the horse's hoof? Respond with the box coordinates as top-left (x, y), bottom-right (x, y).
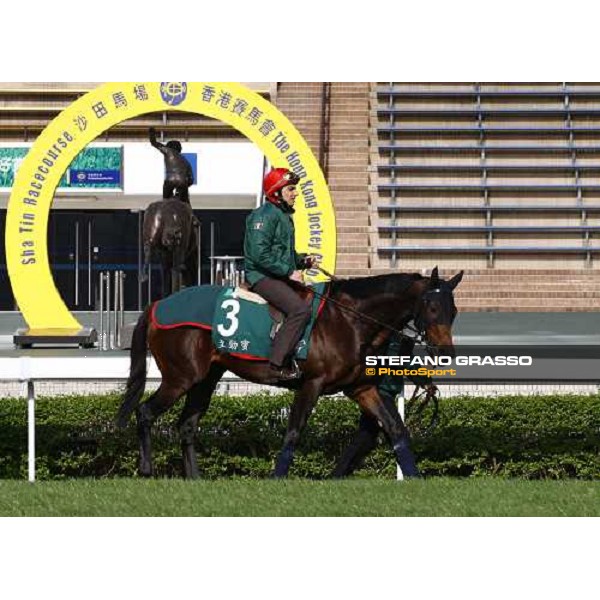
top-left (401, 473), bottom-right (422, 480)
top-left (139, 463), bottom-right (153, 477)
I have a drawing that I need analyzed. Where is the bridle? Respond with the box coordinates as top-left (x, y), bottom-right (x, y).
top-left (411, 286), bottom-right (456, 349)
top-left (306, 276), bottom-right (455, 353)
top-left (306, 272), bottom-right (457, 432)
top-left (304, 281), bottom-right (429, 346)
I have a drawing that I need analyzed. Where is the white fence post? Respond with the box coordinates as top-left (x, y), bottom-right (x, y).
top-left (396, 393), bottom-right (405, 481)
top-left (27, 380), bottom-right (35, 483)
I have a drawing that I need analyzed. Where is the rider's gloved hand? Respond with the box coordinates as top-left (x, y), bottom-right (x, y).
top-left (424, 384), bottom-right (439, 399)
top-left (304, 254), bottom-right (321, 269)
top-left (289, 270), bottom-right (303, 283)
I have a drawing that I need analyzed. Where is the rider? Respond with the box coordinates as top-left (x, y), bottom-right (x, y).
top-left (244, 167), bottom-right (320, 381)
top-left (150, 127), bottom-right (194, 205)
top-left (378, 333), bottom-right (434, 404)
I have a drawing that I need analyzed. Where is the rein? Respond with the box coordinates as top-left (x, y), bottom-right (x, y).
top-left (303, 266), bottom-right (429, 347)
top-left (308, 266), bottom-right (443, 431)
top-left (406, 384), bottom-right (441, 436)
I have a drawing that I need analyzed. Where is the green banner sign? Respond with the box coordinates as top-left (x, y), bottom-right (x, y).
top-left (0, 146), bottom-right (122, 189)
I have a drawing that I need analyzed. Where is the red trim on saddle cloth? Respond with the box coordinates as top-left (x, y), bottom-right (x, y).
top-left (150, 301), bottom-right (213, 331)
top-left (229, 352), bottom-right (267, 361)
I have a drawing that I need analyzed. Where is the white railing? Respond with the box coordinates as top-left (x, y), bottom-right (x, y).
top-left (0, 355), bottom-right (289, 482)
top-left (0, 356), bottom-right (161, 482)
top-left (2, 356), bottom-right (595, 482)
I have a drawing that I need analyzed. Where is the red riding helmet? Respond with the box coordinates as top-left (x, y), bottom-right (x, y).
top-left (263, 168), bottom-right (300, 202)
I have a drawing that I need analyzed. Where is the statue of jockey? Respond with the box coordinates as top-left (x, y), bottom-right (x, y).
top-left (149, 127), bottom-right (194, 205)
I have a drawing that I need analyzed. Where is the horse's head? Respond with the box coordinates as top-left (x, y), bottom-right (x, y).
top-left (413, 267), bottom-right (463, 357)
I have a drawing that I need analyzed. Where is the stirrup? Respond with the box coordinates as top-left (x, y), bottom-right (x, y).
top-left (269, 361), bottom-right (301, 381)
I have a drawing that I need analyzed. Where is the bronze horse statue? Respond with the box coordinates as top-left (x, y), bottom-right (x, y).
top-left (117, 267), bottom-right (463, 479)
top-left (142, 199), bottom-right (198, 298)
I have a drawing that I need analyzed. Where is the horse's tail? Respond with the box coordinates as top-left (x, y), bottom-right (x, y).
top-left (116, 305), bottom-right (151, 428)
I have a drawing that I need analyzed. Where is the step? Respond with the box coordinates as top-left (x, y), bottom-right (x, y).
top-left (455, 306), bottom-right (598, 312)
top-left (456, 298), bottom-right (596, 306)
top-left (454, 290), bottom-right (600, 298)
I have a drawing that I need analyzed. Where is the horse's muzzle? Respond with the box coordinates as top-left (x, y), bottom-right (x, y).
top-left (425, 324), bottom-right (456, 357)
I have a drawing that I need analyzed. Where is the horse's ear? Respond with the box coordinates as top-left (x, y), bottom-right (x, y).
top-left (431, 266), bottom-right (439, 284)
top-left (448, 270), bottom-right (464, 290)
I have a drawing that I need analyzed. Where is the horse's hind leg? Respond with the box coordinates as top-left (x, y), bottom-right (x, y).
top-left (177, 365), bottom-right (225, 479)
top-left (171, 267), bottom-right (182, 294)
top-left (160, 260), bottom-right (172, 299)
top-left (350, 386), bottom-right (419, 478)
top-left (137, 382), bottom-right (185, 477)
top-left (183, 247), bottom-right (198, 288)
top-left (332, 411), bottom-right (381, 478)
top-left (141, 243), bottom-right (151, 282)
top-left (171, 244), bottom-right (186, 293)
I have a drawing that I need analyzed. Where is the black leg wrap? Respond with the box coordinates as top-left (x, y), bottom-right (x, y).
top-left (393, 437), bottom-right (420, 478)
top-left (181, 446), bottom-right (199, 480)
top-left (273, 445), bottom-right (294, 478)
top-left (136, 403), bottom-right (154, 477)
top-left (332, 430), bottom-right (378, 478)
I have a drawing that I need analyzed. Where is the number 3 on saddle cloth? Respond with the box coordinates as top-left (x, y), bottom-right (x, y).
top-left (150, 283), bottom-right (328, 361)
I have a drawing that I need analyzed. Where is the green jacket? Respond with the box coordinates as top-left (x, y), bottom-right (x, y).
top-left (378, 334), bottom-right (432, 400)
top-left (244, 202), bottom-right (307, 286)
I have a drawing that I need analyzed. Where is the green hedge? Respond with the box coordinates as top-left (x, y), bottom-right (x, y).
top-left (1, 393), bottom-right (599, 480)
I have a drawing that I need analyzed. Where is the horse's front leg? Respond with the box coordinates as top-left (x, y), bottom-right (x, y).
top-left (350, 386), bottom-right (419, 478)
top-left (332, 411), bottom-right (381, 478)
top-left (273, 378), bottom-right (323, 478)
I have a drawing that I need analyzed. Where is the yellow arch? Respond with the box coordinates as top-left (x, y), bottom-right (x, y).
top-left (6, 82), bottom-right (336, 331)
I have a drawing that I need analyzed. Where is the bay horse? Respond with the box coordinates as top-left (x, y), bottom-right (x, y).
top-left (142, 199), bottom-right (198, 298)
top-left (117, 267), bottom-right (463, 479)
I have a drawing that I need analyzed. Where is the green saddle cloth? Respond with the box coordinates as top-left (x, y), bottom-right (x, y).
top-left (212, 283), bottom-right (326, 360)
top-left (152, 283), bottom-right (326, 361)
top-left (153, 285), bottom-right (224, 330)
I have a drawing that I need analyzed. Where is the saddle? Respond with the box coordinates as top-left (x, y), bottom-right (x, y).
top-left (238, 281), bottom-right (315, 339)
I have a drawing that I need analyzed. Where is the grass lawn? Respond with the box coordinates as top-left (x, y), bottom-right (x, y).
top-left (1, 478), bottom-right (599, 516)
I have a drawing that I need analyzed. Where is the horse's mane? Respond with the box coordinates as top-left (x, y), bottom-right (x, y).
top-left (330, 272), bottom-right (425, 299)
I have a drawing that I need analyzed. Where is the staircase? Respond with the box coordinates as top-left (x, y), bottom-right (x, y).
top-left (370, 82), bottom-right (600, 311)
top-left (277, 82), bottom-right (371, 275)
top-left (451, 268), bottom-right (600, 312)
top-left (279, 82), bottom-right (600, 312)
